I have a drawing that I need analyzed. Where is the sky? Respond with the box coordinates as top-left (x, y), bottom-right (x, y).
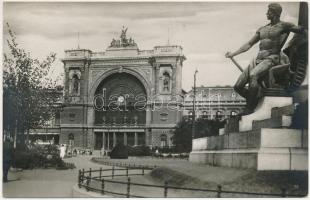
top-left (3, 2), bottom-right (300, 91)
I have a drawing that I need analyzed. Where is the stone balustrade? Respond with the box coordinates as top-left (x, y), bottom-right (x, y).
top-left (153, 46), bottom-right (183, 55)
top-left (138, 50), bottom-right (154, 56)
top-left (64, 49), bottom-right (92, 59)
top-left (91, 52), bottom-right (105, 58)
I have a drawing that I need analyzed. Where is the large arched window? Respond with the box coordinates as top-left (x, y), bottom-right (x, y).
top-left (94, 73), bottom-right (147, 125)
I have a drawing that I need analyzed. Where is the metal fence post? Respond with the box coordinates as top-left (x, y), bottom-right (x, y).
top-left (86, 177), bottom-right (90, 191)
top-left (112, 166), bottom-right (115, 179)
top-left (101, 178), bottom-right (105, 195)
top-left (99, 167), bottom-right (102, 179)
top-left (89, 168), bottom-right (92, 179)
top-left (78, 170), bottom-right (81, 188)
top-left (126, 167), bottom-right (129, 177)
top-left (82, 168), bottom-right (85, 180)
top-left (127, 177), bottom-right (131, 198)
top-left (217, 185), bottom-right (222, 198)
top-left (164, 181), bottom-right (168, 198)
top-left (142, 167), bottom-right (145, 175)
top-left (281, 188), bottom-right (286, 197)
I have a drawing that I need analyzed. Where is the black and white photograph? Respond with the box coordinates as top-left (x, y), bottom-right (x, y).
top-left (2, 1), bottom-right (308, 198)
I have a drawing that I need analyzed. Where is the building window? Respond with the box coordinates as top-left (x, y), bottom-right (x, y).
top-left (160, 134), bottom-right (167, 147)
top-left (216, 111), bottom-right (223, 120)
top-left (69, 113), bottom-right (75, 121)
top-left (202, 111), bottom-right (208, 119)
top-left (231, 111), bottom-right (237, 116)
top-left (68, 133), bottom-right (74, 146)
top-left (160, 113), bottom-right (168, 121)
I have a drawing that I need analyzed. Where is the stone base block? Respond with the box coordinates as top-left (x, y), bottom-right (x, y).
top-left (191, 128), bottom-right (307, 150)
top-left (253, 115), bottom-right (292, 130)
top-left (189, 149), bottom-right (258, 169)
top-left (189, 148), bottom-right (308, 171)
top-left (239, 96), bottom-right (293, 131)
top-left (257, 148), bottom-right (308, 170)
top-left (260, 128), bottom-right (304, 148)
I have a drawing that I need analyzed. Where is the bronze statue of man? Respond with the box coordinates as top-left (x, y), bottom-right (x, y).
top-left (226, 3), bottom-right (305, 113)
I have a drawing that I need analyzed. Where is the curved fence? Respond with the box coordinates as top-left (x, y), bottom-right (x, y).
top-left (78, 165), bottom-right (307, 198)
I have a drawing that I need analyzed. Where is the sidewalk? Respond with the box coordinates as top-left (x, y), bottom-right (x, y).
top-left (3, 155), bottom-right (107, 197)
top-left (3, 156), bottom-right (307, 197)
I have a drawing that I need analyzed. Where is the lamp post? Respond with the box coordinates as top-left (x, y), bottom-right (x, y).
top-left (192, 69), bottom-right (198, 140)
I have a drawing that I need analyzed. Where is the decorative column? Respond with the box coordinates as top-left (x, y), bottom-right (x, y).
top-left (64, 67), bottom-right (70, 97)
top-left (149, 129), bottom-right (152, 148)
top-left (134, 132), bottom-right (138, 146)
top-left (124, 132), bottom-right (127, 146)
top-left (86, 106), bottom-right (95, 148)
top-left (113, 132), bottom-right (116, 147)
top-left (145, 129), bottom-right (149, 146)
top-left (107, 132), bottom-right (110, 151)
top-left (146, 104), bottom-right (152, 125)
top-left (155, 64), bottom-right (160, 94)
top-left (102, 132), bottom-right (106, 149)
top-left (171, 64), bottom-right (177, 95)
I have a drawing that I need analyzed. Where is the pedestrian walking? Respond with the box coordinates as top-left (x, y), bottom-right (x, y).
top-left (3, 137), bottom-right (14, 182)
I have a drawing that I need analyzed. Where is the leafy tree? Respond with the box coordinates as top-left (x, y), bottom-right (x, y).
top-left (3, 24), bottom-right (61, 147)
top-left (171, 117), bottom-right (225, 152)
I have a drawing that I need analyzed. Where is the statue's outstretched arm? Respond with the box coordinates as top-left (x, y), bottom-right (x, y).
top-left (226, 33), bottom-right (259, 58)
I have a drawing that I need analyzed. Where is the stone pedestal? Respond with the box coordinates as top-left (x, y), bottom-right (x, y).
top-left (239, 96), bottom-right (293, 131)
top-left (189, 96), bottom-right (308, 171)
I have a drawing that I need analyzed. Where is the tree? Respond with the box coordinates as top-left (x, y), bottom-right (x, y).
top-left (3, 24), bottom-right (61, 147)
top-left (171, 117), bottom-right (225, 152)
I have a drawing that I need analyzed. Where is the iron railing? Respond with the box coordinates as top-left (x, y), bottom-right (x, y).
top-left (78, 164), bottom-right (307, 198)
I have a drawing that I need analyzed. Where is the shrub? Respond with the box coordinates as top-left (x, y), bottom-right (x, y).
top-left (128, 145), bottom-right (151, 156)
top-left (14, 151), bottom-right (34, 169)
top-left (56, 161), bottom-right (76, 170)
top-left (110, 143), bottom-right (128, 159)
top-left (13, 144), bottom-right (74, 169)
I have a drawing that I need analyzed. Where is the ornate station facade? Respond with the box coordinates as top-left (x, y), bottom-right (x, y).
top-left (59, 29), bottom-right (185, 150)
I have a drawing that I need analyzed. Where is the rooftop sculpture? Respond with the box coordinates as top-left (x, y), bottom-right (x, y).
top-left (109, 26), bottom-right (137, 48)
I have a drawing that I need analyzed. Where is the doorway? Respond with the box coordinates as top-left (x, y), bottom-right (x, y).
top-left (95, 132), bottom-right (103, 150)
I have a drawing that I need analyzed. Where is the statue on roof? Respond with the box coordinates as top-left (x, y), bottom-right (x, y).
top-left (109, 27), bottom-right (138, 48)
top-left (120, 26), bottom-right (128, 45)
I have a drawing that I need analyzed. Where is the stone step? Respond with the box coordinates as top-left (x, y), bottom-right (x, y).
top-left (252, 115), bottom-right (292, 130)
top-left (271, 104), bottom-right (295, 118)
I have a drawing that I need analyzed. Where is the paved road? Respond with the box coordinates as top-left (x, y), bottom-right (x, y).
top-left (3, 155), bottom-right (106, 197)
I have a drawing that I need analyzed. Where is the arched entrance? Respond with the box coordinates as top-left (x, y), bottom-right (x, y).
top-left (93, 72), bottom-right (147, 150)
top-left (94, 72), bottom-right (147, 125)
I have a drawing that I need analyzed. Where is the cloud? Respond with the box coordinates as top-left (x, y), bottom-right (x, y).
top-left (3, 2), bottom-right (300, 90)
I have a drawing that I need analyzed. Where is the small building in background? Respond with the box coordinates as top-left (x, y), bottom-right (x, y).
top-left (183, 86), bottom-right (246, 120)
